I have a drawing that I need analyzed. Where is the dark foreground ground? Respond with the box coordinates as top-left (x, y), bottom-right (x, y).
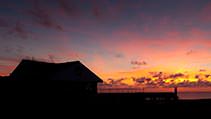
top-left (1, 92), bottom-right (211, 116)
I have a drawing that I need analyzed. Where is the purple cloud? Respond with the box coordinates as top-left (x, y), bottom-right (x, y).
top-left (27, 0), bottom-right (64, 31)
top-left (91, 0), bottom-right (103, 18)
top-left (169, 73), bottom-right (185, 79)
top-left (8, 21), bottom-right (30, 39)
top-left (57, 0), bottom-right (79, 17)
top-left (131, 60), bottom-right (147, 66)
top-left (107, 78), bottom-right (126, 85)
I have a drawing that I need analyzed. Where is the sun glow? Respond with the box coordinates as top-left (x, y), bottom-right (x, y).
top-left (100, 67), bottom-right (211, 88)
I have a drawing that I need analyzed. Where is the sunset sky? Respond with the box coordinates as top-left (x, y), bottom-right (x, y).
top-left (1, 0), bottom-right (211, 91)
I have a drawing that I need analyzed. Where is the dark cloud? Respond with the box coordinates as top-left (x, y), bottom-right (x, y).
top-left (91, 0), bottom-right (102, 18)
top-left (134, 77), bottom-right (152, 84)
top-left (149, 72), bottom-right (163, 78)
top-left (107, 78), bottom-right (125, 85)
top-left (149, 72), bottom-right (169, 81)
top-left (131, 60), bottom-right (147, 66)
top-left (27, 0), bottom-right (64, 31)
top-left (8, 21), bottom-right (30, 39)
top-left (149, 72), bottom-right (186, 80)
top-left (186, 50), bottom-right (193, 55)
top-left (195, 74), bottom-right (200, 79)
top-left (205, 74), bottom-right (211, 78)
top-left (105, 72), bottom-right (211, 88)
top-left (57, 0), bottom-right (79, 17)
top-left (175, 80), bottom-right (211, 87)
top-left (169, 73), bottom-right (185, 79)
top-left (115, 53), bottom-right (124, 58)
top-left (199, 69), bottom-right (206, 72)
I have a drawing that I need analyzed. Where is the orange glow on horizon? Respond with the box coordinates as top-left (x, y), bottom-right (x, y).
top-left (98, 65), bottom-right (211, 91)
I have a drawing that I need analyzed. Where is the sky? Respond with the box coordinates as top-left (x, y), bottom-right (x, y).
top-left (1, 0), bottom-right (211, 91)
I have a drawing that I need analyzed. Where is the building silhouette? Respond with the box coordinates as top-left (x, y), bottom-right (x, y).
top-left (0, 59), bottom-right (178, 102)
top-left (5, 59), bottom-right (103, 94)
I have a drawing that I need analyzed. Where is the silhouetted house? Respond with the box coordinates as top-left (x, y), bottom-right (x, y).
top-left (8, 59), bottom-right (103, 94)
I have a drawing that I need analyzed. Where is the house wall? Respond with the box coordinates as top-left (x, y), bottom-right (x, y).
top-left (0, 80), bottom-right (98, 95)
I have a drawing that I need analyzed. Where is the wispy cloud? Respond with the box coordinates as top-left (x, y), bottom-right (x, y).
top-left (131, 60), bottom-right (147, 66)
top-left (8, 21), bottom-right (30, 39)
top-left (57, 0), bottom-right (79, 17)
top-left (186, 50), bottom-right (194, 55)
top-left (201, 2), bottom-right (211, 22)
top-left (107, 78), bottom-right (125, 85)
top-left (199, 69), bottom-right (206, 72)
top-left (0, 56), bottom-right (19, 63)
top-left (115, 53), bottom-right (124, 58)
top-left (91, 0), bottom-right (103, 18)
top-left (27, 0), bottom-right (64, 31)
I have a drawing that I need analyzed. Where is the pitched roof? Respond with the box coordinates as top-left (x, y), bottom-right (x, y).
top-left (10, 59), bottom-right (103, 82)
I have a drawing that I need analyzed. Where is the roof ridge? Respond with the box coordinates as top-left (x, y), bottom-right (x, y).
top-left (22, 59), bottom-right (80, 64)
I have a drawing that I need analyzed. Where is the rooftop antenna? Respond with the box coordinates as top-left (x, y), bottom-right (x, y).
top-left (32, 56), bottom-right (35, 61)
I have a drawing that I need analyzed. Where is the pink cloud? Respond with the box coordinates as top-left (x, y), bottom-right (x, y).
top-left (201, 2), bottom-right (211, 22)
top-left (0, 64), bottom-right (16, 76)
top-left (0, 56), bottom-right (19, 63)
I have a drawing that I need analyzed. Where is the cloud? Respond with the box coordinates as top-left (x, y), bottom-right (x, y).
top-left (205, 74), bottom-right (211, 78)
top-left (149, 72), bottom-right (170, 80)
top-left (131, 60), bottom-right (147, 66)
top-left (169, 73), bottom-right (185, 79)
top-left (3, 45), bottom-right (25, 56)
top-left (0, 56), bottom-right (19, 63)
top-left (57, 0), bottom-right (79, 17)
top-left (201, 2), bottom-right (211, 22)
top-left (115, 53), bottom-right (124, 58)
top-left (104, 70), bottom-right (211, 88)
top-left (199, 69), bottom-right (206, 72)
top-left (8, 21), bottom-right (30, 39)
top-left (0, 64), bottom-right (15, 76)
top-left (91, 0), bottom-right (103, 18)
top-left (107, 78), bottom-right (125, 85)
top-left (149, 72), bottom-right (163, 78)
top-left (27, 0), bottom-right (64, 31)
top-left (186, 50), bottom-right (193, 55)
top-left (134, 77), bottom-right (152, 84)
